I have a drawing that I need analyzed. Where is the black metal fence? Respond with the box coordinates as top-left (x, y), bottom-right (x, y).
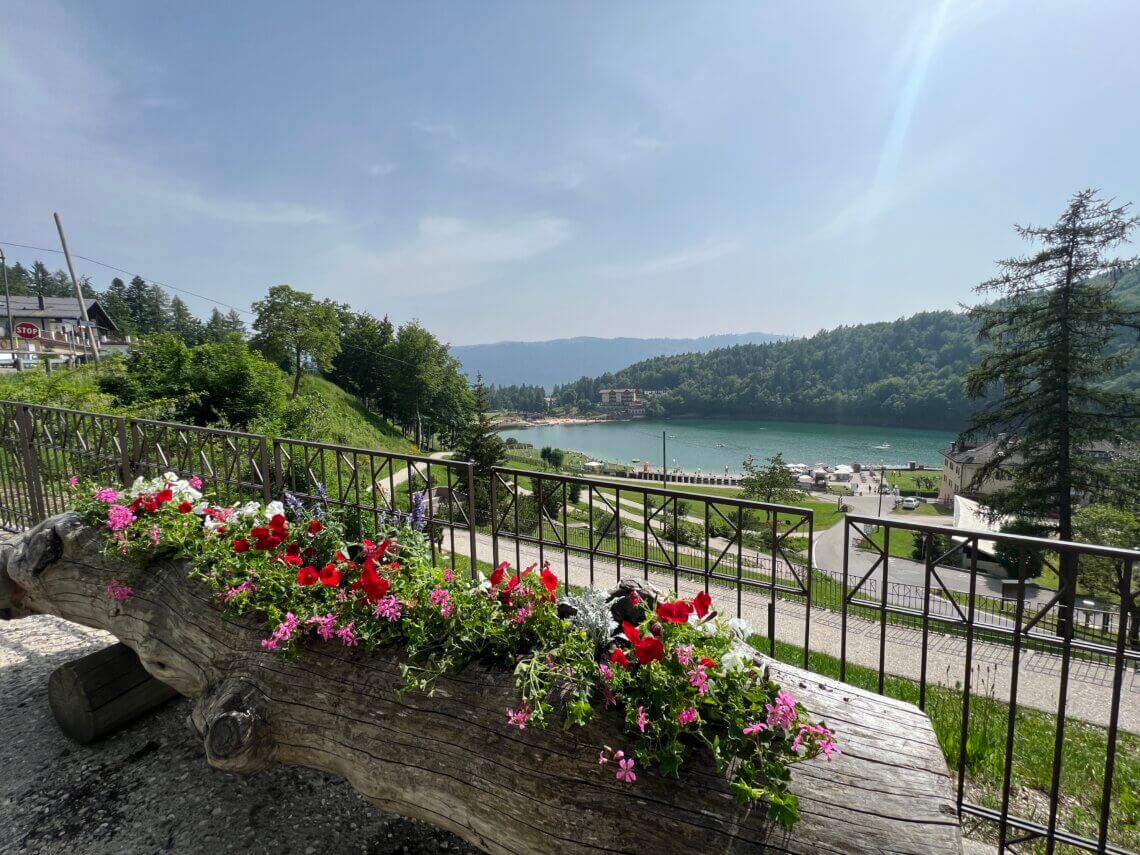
top-left (0, 400), bottom-right (1136, 854)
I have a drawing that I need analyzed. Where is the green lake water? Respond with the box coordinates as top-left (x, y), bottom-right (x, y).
top-left (500, 418), bottom-right (954, 474)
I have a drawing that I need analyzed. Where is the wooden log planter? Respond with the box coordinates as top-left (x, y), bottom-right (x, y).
top-left (0, 514), bottom-right (963, 854)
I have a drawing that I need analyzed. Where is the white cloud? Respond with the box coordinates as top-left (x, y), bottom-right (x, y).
top-left (331, 215), bottom-right (572, 295)
top-left (411, 120), bottom-right (459, 140)
top-left (367, 161), bottom-right (397, 178)
top-left (599, 236), bottom-right (740, 279)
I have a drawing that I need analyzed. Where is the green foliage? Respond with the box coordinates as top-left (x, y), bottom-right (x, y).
top-left (251, 285), bottom-right (342, 400)
top-left (539, 446), bottom-right (565, 469)
top-left (555, 310), bottom-right (978, 429)
top-left (1073, 505), bottom-right (1140, 647)
top-left (992, 518), bottom-right (1049, 579)
top-left (739, 453), bottom-right (800, 515)
top-left (98, 333), bottom-right (286, 429)
top-left (455, 377), bottom-right (505, 477)
top-left (490, 383), bottom-right (548, 412)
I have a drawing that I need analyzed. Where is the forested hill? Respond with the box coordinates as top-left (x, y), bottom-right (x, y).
top-left (558, 266), bottom-right (1140, 430)
top-left (555, 311), bottom-right (979, 430)
top-left (451, 331), bottom-right (785, 388)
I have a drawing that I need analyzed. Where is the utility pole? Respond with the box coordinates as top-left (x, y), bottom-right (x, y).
top-left (53, 213), bottom-right (100, 365)
top-left (0, 247), bottom-right (16, 369)
top-left (662, 431), bottom-right (667, 489)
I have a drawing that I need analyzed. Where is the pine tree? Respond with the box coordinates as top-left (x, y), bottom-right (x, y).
top-left (963, 189), bottom-right (1140, 632)
top-left (101, 277), bottom-right (137, 334)
top-left (456, 375), bottom-right (506, 477)
top-left (204, 308), bottom-right (230, 342)
top-left (169, 297), bottom-right (203, 344)
top-left (224, 309), bottom-right (247, 337)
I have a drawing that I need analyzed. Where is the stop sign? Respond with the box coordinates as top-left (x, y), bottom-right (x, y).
top-left (15, 323), bottom-right (40, 340)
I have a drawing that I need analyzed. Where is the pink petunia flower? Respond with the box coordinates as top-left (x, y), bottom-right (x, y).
top-left (104, 580), bottom-right (134, 601)
top-left (616, 757), bottom-right (637, 784)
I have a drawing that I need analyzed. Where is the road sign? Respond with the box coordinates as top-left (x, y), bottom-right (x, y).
top-left (15, 323), bottom-right (40, 340)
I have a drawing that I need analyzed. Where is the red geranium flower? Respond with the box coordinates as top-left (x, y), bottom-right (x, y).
top-left (489, 562), bottom-right (508, 588)
top-left (693, 591), bottom-right (712, 618)
top-left (296, 566), bottom-right (320, 586)
top-left (178, 501), bottom-right (193, 514)
top-left (319, 564), bottom-right (341, 587)
top-left (308, 520), bottom-right (323, 535)
top-left (358, 565), bottom-right (390, 601)
top-left (609, 648), bottom-right (630, 668)
top-left (655, 600), bottom-right (692, 624)
top-left (232, 538), bottom-right (250, 553)
top-left (540, 566), bottom-right (558, 599)
top-left (634, 636), bottom-right (664, 665)
top-left (700, 656), bottom-right (717, 669)
top-left (155, 488), bottom-right (173, 504)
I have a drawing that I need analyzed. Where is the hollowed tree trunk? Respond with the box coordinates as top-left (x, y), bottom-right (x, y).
top-left (0, 514), bottom-right (962, 854)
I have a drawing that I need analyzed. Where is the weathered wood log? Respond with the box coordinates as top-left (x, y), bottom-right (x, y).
top-left (0, 514), bottom-right (963, 854)
top-left (48, 642), bottom-right (180, 744)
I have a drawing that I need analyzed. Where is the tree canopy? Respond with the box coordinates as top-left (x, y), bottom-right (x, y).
top-left (250, 285), bottom-right (342, 400)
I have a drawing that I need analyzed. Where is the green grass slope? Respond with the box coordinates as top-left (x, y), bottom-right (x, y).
top-left (296, 375), bottom-right (417, 453)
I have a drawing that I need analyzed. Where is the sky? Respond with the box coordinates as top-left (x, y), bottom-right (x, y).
top-left (1, 0), bottom-right (1138, 346)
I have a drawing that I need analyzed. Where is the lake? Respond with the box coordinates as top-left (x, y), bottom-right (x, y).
top-left (499, 418), bottom-right (954, 473)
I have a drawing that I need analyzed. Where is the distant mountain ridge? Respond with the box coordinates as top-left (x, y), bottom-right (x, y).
top-left (450, 332), bottom-right (788, 388)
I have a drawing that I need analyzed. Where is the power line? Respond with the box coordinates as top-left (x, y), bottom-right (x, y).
top-left (0, 238), bottom-right (429, 372)
top-left (0, 240), bottom-right (253, 316)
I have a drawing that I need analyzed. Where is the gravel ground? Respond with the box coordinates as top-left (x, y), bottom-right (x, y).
top-left (0, 614), bottom-right (481, 855)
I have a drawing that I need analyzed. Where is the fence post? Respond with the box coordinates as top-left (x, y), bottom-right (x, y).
top-left (272, 439), bottom-right (284, 499)
top-left (490, 467), bottom-right (499, 569)
top-left (258, 434), bottom-right (271, 501)
top-left (16, 404), bottom-right (45, 524)
top-left (116, 417), bottom-right (132, 485)
top-left (466, 462), bottom-right (478, 580)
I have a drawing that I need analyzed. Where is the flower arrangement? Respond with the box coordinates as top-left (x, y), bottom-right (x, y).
top-left (71, 474), bottom-right (837, 828)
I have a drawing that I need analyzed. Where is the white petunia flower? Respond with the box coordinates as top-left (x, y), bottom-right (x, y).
top-left (728, 617), bottom-right (752, 641)
top-left (237, 501), bottom-right (261, 519)
top-left (264, 500), bottom-right (285, 519)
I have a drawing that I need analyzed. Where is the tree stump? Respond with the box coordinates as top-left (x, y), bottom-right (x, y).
top-left (0, 514), bottom-right (964, 854)
top-left (48, 642), bottom-right (180, 744)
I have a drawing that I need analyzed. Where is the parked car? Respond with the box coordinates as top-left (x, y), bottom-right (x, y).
top-left (900, 496), bottom-right (921, 510)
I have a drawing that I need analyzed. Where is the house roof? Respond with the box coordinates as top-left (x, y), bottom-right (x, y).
top-left (943, 436), bottom-right (1127, 465)
top-left (2, 297), bottom-right (119, 332)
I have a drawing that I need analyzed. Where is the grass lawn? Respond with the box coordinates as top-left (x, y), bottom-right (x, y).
top-left (883, 468), bottom-right (942, 496)
top-left (891, 501), bottom-right (952, 517)
top-left (862, 525), bottom-right (919, 559)
top-left (755, 634), bottom-right (1139, 852)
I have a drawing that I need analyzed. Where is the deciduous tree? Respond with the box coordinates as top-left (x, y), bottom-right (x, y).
top-left (250, 285), bottom-right (341, 400)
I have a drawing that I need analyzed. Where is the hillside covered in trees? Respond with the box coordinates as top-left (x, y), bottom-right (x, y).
top-left (557, 267), bottom-right (1140, 430)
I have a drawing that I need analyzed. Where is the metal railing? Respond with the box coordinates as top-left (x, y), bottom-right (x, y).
top-left (0, 399), bottom-right (1136, 853)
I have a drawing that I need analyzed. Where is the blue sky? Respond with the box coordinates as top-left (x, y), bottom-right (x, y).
top-left (1, 1), bottom-right (1138, 345)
